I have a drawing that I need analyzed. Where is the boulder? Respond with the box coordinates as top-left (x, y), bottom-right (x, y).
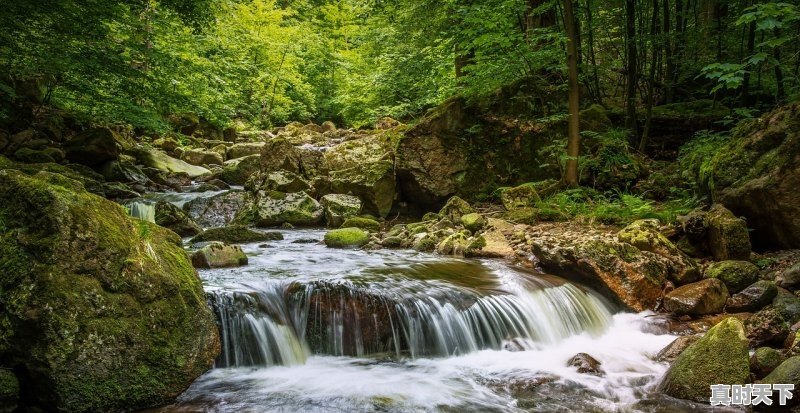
top-left (617, 219), bottom-right (700, 285)
top-left (220, 155), bottom-right (261, 185)
top-left (181, 148), bottom-right (224, 167)
top-left (656, 335), bottom-right (701, 363)
top-left (777, 263), bottom-right (800, 289)
top-left (100, 158), bottom-right (149, 185)
top-left (567, 353), bottom-right (604, 376)
top-left (658, 317), bottom-right (749, 403)
top-left (321, 121), bottom-right (337, 132)
top-left (320, 194), bottom-right (361, 228)
top-left (191, 242), bottom-right (248, 268)
top-left (439, 196), bottom-right (474, 223)
top-left (705, 260), bottom-right (759, 293)
top-left (13, 147), bottom-right (57, 164)
top-left (750, 347), bottom-right (784, 379)
top-left (64, 127), bottom-right (132, 166)
top-left (726, 280), bottom-right (778, 312)
top-left (746, 306), bottom-right (789, 347)
top-left (154, 201), bottom-right (202, 237)
top-left (246, 170), bottom-right (310, 193)
top-left (706, 204), bottom-right (752, 261)
top-left (190, 225), bottom-right (282, 244)
top-left (341, 217), bottom-right (381, 232)
top-left (501, 183), bottom-right (541, 210)
top-left (773, 288), bottom-right (800, 325)
top-left (701, 103), bottom-right (800, 249)
top-left (324, 227), bottom-right (370, 248)
top-left (128, 146), bottom-right (210, 178)
top-left (466, 218), bottom-right (515, 259)
top-left (460, 213), bottom-right (487, 232)
top-left (329, 161), bottom-right (395, 218)
top-left (664, 278), bottom-right (729, 316)
top-left (227, 142), bottom-right (265, 160)
top-left (762, 356), bottom-right (800, 406)
top-left (184, 190), bottom-right (249, 228)
top-left (0, 169), bottom-right (219, 412)
top-left (246, 191), bottom-right (323, 227)
top-left (0, 369), bottom-right (18, 412)
top-left (259, 138), bottom-right (302, 174)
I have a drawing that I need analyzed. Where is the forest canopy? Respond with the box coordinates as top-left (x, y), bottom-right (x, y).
top-left (1, 0), bottom-right (798, 132)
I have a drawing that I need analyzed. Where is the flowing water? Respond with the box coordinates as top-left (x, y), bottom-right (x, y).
top-left (148, 229), bottom-right (694, 412)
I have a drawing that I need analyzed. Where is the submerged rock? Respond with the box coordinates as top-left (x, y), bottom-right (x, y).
top-left (191, 242), bottom-right (248, 268)
top-left (663, 278), bottom-right (729, 316)
top-left (324, 227), bottom-right (370, 248)
top-left (190, 225), bottom-right (282, 244)
top-left (658, 317), bottom-right (749, 402)
top-left (0, 169), bottom-right (219, 412)
top-left (567, 353), bottom-right (604, 376)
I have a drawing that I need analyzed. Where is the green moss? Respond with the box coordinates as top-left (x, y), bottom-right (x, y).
top-left (190, 225), bottom-right (282, 243)
top-left (340, 217), bottom-right (381, 232)
top-left (324, 227), bottom-right (370, 248)
top-left (763, 356), bottom-right (800, 388)
top-left (0, 369), bottom-right (19, 410)
top-left (751, 347), bottom-right (783, 378)
top-left (460, 213), bottom-right (486, 232)
top-left (705, 260), bottom-right (758, 293)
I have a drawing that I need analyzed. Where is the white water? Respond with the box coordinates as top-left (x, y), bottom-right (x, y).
top-left (153, 230), bottom-right (685, 412)
top-left (128, 201), bottom-right (155, 223)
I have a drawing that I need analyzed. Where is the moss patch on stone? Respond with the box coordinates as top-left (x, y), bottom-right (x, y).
top-left (324, 227), bottom-right (370, 248)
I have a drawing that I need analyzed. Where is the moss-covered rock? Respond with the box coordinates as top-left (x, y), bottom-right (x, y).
top-left (763, 356), bottom-right (800, 405)
top-left (13, 147), bottom-right (57, 163)
top-left (181, 148), bottom-right (224, 167)
top-left (617, 219), bottom-right (699, 285)
top-left (705, 260), bottom-right (759, 293)
top-left (246, 169), bottom-right (310, 194)
top-left (751, 347), bottom-right (784, 379)
top-left (746, 306), bottom-right (789, 347)
top-left (0, 169), bottom-right (219, 412)
top-left (184, 190), bottom-right (248, 228)
top-left (155, 201), bottom-right (202, 237)
top-left (324, 227), bottom-right (370, 248)
top-left (460, 213), bottom-right (486, 232)
top-left (246, 190), bottom-right (323, 227)
top-left (664, 278), bottom-right (729, 316)
top-left (226, 142), bottom-right (265, 160)
top-left (320, 194), bottom-right (361, 228)
top-left (220, 154), bottom-right (260, 185)
top-left (435, 232), bottom-right (471, 256)
top-left (726, 280), bottom-right (778, 313)
top-left (340, 217), bottom-right (381, 232)
top-left (190, 225), bottom-right (282, 244)
top-left (64, 127), bottom-right (132, 166)
top-left (100, 158), bottom-right (149, 185)
top-left (658, 317), bottom-right (749, 402)
top-left (128, 145), bottom-right (210, 178)
top-left (0, 369), bottom-right (18, 412)
top-left (773, 288), bottom-right (800, 325)
top-left (191, 242), bottom-right (248, 268)
top-left (500, 183), bottom-right (541, 210)
top-left (438, 196), bottom-right (474, 223)
top-left (706, 204), bottom-right (752, 261)
top-left (329, 160), bottom-right (396, 218)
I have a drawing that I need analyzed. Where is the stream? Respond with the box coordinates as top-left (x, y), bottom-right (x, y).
top-left (139, 224), bottom-right (697, 412)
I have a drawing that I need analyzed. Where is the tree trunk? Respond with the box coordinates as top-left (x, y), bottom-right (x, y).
top-left (564, 0), bottom-right (581, 188)
top-left (625, 0), bottom-right (638, 138)
top-left (741, 20), bottom-right (755, 106)
top-left (640, 0), bottom-right (661, 153)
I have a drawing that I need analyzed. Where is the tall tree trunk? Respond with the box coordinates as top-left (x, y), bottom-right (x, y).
top-left (625, 0), bottom-right (638, 138)
top-left (564, 0), bottom-right (581, 187)
top-left (741, 20), bottom-right (755, 106)
top-left (640, 0), bottom-right (661, 153)
top-left (585, 0), bottom-right (602, 101)
top-left (662, 0), bottom-right (672, 99)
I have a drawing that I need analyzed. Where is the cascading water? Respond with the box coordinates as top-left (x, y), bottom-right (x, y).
top-left (148, 229), bottom-right (681, 413)
top-left (128, 201), bottom-right (155, 223)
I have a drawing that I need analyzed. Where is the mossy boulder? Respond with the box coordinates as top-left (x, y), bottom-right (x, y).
top-left (191, 242), bottom-right (248, 268)
top-left (658, 317), bottom-right (749, 402)
top-left (100, 158), bottom-right (149, 185)
top-left (617, 219), bottom-right (700, 285)
top-left (750, 347), bottom-right (784, 379)
top-left (128, 145), bottom-right (210, 178)
top-left (324, 227), bottom-right (370, 248)
top-left (0, 169), bottom-right (220, 412)
top-left (154, 201), bottom-right (202, 237)
top-left (460, 213), bottom-right (486, 232)
top-left (184, 190), bottom-right (248, 228)
top-left (773, 288), bottom-right (800, 325)
top-left (226, 142), bottom-right (265, 160)
top-left (746, 306), bottom-right (790, 347)
top-left (705, 260), bottom-right (759, 293)
top-left (726, 280), bottom-right (778, 313)
top-left (13, 147), bottom-right (58, 164)
top-left (0, 369), bottom-right (18, 412)
top-left (706, 204), bottom-right (751, 261)
top-left (762, 356), bottom-right (800, 405)
top-left (246, 170), bottom-right (310, 194)
top-left (181, 148), bottom-right (224, 167)
top-left (220, 154), bottom-right (260, 185)
top-left (259, 138), bottom-right (303, 174)
top-left (320, 194), bottom-right (361, 228)
top-left (64, 127), bottom-right (132, 166)
top-left (439, 196), bottom-right (474, 223)
top-left (663, 278), bottom-right (729, 316)
top-left (500, 183), bottom-right (541, 210)
top-left (329, 160), bottom-right (396, 218)
top-left (340, 217), bottom-right (380, 232)
top-left (190, 225), bottom-right (282, 244)
top-left (247, 190), bottom-right (323, 227)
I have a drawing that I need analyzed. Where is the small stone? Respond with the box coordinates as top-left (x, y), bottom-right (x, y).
top-left (191, 242), bottom-right (248, 268)
top-left (324, 227), bottom-right (370, 248)
top-left (460, 213), bottom-right (486, 232)
top-left (778, 263), bottom-right (800, 289)
top-left (664, 278), bottom-right (729, 316)
top-left (567, 353), bottom-right (604, 376)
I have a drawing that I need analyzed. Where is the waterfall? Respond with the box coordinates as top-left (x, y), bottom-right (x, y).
top-left (208, 278), bottom-right (613, 367)
top-left (128, 201), bottom-right (156, 223)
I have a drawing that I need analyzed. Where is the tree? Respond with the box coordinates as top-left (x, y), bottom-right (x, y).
top-left (564, 0), bottom-right (581, 187)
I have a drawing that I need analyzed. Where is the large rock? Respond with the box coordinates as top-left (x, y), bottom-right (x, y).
top-left (0, 169), bottom-right (219, 412)
top-left (220, 155), bottom-right (261, 185)
top-left (500, 183), bottom-right (540, 210)
top-left (99, 158), bottom-right (149, 185)
top-left (705, 260), bottom-right (759, 293)
top-left (246, 170), bottom-right (310, 194)
top-left (663, 278), bottom-right (729, 316)
top-left (155, 201), bottom-right (202, 237)
top-left (329, 161), bottom-right (395, 218)
top-left (245, 191), bottom-right (323, 227)
top-left (726, 280), bottom-right (778, 312)
top-left (762, 356), bottom-right (800, 405)
top-left (227, 142), bottom-right (265, 160)
top-left (658, 317), bottom-right (749, 402)
top-left (324, 228), bottom-right (370, 248)
top-left (63, 127), bottom-right (132, 166)
top-left (181, 148), bottom-right (224, 167)
top-left (128, 146), bottom-right (210, 178)
top-left (191, 242), bottom-right (248, 268)
top-left (259, 138), bottom-right (302, 174)
top-left (320, 194), bottom-right (361, 228)
top-left (190, 225), bottom-right (282, 244)
top-left (617, 219), bottom-right (700, 285)
top-left (184, 190), bottom-right (248, 228)
top-left (701, 103), bottom-right (800, 249)
top-left (706, 204), bottom-right (752, 260)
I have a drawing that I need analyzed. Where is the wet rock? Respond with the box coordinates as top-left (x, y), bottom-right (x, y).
top-left (460, 213), bottom-right (486, 232)
top-left (190, 225), bottom-right (282, 244)
top-left (567, 353), bottom-right (604, 376)
top-left (182, 148), bottom-right (224, 167)
top-left (246, 169), bottom-right (310, 193)
top-left (705, 260), bottom-right (759, 293)
top-left (128, 145), bottom-right (210, 178)
top-left (762, 356), bottom-right (800, 406)
top-left (324, 227), bottom-right (370, 248)
top-left (664, 278), bottom-right (729, 316)
top-left (154, 201), bottom-right (202, 237)
top-left (750, 347), bottom-right (784, 379)
top-left (191, 242), bottom-right (248, 268)
top-left (746, 306), bottom-right (789, 347)
top-left (0, 369), bottom-right (19, 412)
top-left (413, 235), bottom-right (437, 252)
top-left (656, 334), bottom-right (701, 363)
top-left (341, 217), bottom-right (380, 232)
top-left (226, 142), bottom-right (265, 160)
top-left (381, 236), bottom-right (403, 248)
top-left (184, 190), bottom-right (249, 228)
top-left (246, 190), bottom-right (323, 227)
top-left (617, 219), bottom-right (700, 285)
top-left (292, 238), bottom-right (318, 244)
top-left (259, 138), bottom-right (303, 174)
top-left (658, 317), bottom-right (749, 402)
top-left (220, 154), bottom-right (260, 185)
top-left (100, 158), bottom-right (149, 185)
top-left (777, 263), bottom-right (800, 289)
top-left (320, 194), bottom-right (361, 228)
top-left (726, 280), bottom-right (778, 312)
top-left (706, 204), bottom-right (752, 261)
top-left (501, 183), bottom-right (540, 210)
top-left (438, 196), bottom-right (474, 223)
top-left (773, 287), bottom-right (800, 325)
top-left (64, 127), bottom-right (132, 166)
top-left (0, 169), bottom-right (219, 411)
